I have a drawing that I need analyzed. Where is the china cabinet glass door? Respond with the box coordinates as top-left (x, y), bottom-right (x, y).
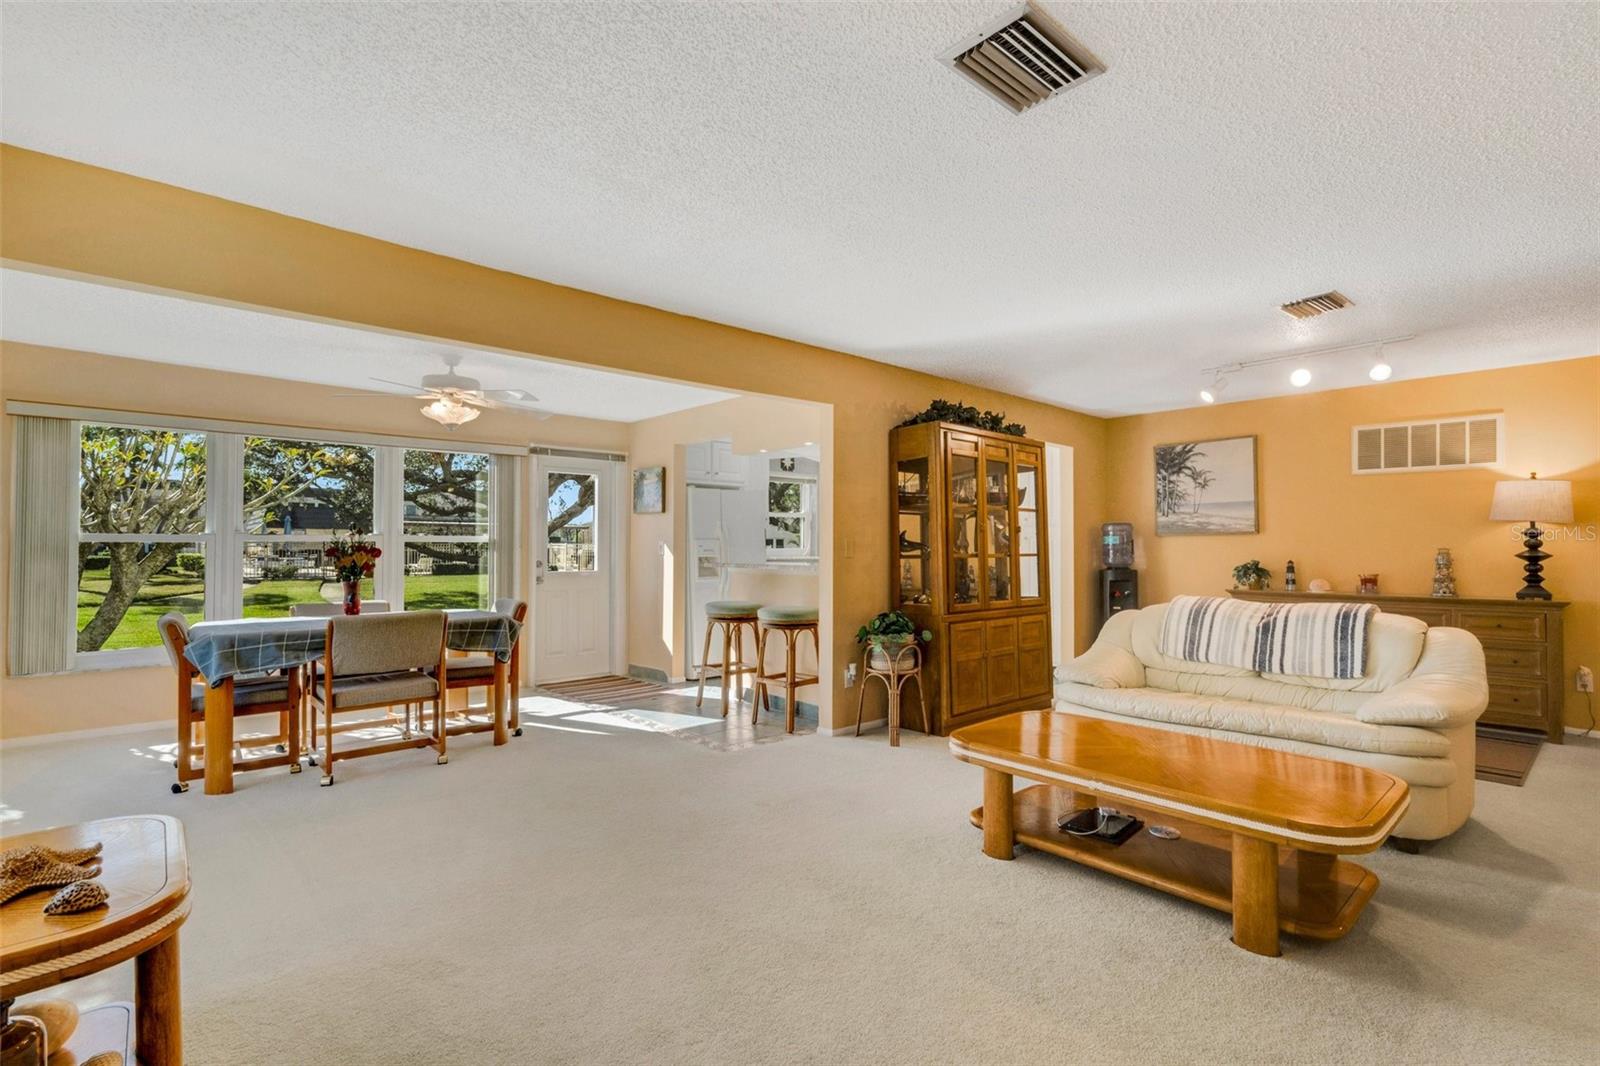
top-left (1016, 447), bottom-right (1042, 600)
top-left (896, 456), bottom-right (932, 606)
top-left (948, 443), bottom-right (980, 607)
top-left (984, 444), bottom-right (1013, 604)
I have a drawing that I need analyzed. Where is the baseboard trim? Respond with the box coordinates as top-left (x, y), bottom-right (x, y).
top-left (2, 718), bottom-right (169, 748)
top-left (820, 716), bottom-right (886, 736)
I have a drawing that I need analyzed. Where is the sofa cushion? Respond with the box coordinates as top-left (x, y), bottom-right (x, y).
top-left (1057, 681), bottom-right (1452, 760)
top-left (1057, 700), bottom-right (1462, 790)
top-left (1357, 628), bottom-right (1488, 727)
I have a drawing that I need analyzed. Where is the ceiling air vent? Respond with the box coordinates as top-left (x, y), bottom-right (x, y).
top-left (1281, 290), bottom-right (1353, 319)
top-left (942, 3), bottom-right (1104, 115)
top-left (1352, 414), bottom-right (1503, 474)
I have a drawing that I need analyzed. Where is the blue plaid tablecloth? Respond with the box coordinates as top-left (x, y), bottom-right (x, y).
top-left (185, 610), bottom-right (521, 688)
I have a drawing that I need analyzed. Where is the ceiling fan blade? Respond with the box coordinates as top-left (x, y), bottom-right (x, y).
top-left (480, 388), bottom-right (541, 403)
top-left (370, 377), bottom-right (430, 392)
top-left (461, 394), bottom-right (502, 409)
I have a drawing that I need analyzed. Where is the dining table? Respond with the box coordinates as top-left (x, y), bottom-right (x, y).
top-left (183, 609), bottom-right (521, 795)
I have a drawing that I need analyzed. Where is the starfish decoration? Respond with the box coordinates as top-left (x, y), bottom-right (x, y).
top-left (0, 842), bottom-right (104, 905)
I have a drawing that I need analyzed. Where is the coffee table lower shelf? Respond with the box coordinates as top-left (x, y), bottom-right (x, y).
top-left (971, 784), bottom-right (1380, 942)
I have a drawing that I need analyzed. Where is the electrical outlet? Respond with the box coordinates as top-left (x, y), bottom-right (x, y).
top-left (844, 663), bottom-right (858, 688)
top-left (1577, 666), bottom-right (1594, 693)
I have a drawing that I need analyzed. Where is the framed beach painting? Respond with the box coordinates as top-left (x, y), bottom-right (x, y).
top-left (632, 466), bottom-right (666, 514)
top-left (1153, 435), bottom-right (1258, 536)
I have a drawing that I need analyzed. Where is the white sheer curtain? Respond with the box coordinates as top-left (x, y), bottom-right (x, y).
top-left (8, 415), bottom-right (78, 676)
top-left (493, 453), bottom-right (524, 603)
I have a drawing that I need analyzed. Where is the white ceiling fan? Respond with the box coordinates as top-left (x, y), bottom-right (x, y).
top-left (339, 355), bottom-right (552, 428)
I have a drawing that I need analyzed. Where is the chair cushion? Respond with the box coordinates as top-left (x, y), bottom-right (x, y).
top-left (706, 600), bottom-right (761, 619)
top-left (757, 605), bottom-right (818, 624)
top-left (329, 672), bottom-right (439, 710)
top-left (189, 677), bottom-right (292, 713)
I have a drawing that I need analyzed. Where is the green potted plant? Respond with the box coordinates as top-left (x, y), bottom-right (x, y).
top-left (856, 610), bottom-right (933, 670)
top-left (1232, 559), bottom-right (1271, 591)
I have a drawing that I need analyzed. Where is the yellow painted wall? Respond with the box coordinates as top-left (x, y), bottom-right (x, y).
top-left (0, 146), bottom-right (1110, 734)
top-left (625, 394), bottom-right (827, 684)
top-left (0, 340), bottom-right (626, 739)
top-left (1104, 356), bottom-right (1600, 728)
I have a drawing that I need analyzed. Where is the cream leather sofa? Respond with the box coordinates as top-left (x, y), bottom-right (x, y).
top-left (1056, 603), bottom-right (1487, 841)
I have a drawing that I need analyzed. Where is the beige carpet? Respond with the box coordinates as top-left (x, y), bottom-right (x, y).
top-left (3, 694), bottom-right (1596, 1065)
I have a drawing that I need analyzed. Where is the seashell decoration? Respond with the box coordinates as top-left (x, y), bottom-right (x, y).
top-left (82, 1053), bottom-right (125, 1066)
top-left (1307, 578), bottom-right (1332, 593)
top-left (0, 842), bottom-right (103, 906)
top-left (43, 879), bottom-right (110, 915)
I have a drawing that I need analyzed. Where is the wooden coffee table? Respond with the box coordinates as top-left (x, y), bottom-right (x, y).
top-left (949, 712), bottom-right (1409, 956)
top-left (1, 816), bottom-right (190, 1064)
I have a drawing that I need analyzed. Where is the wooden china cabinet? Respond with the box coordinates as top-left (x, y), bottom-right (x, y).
top-left (889, 421), bottom-right (1052, 736)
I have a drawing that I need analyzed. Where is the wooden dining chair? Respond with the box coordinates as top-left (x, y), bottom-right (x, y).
top-left (289, 600), bottom-right (395, 751)
top-left (435, 598), bottom-right (528, 738)
top-left (157, 612), bottom-right (301, 794)
top-left (307, 611), bottom-right (448, 786)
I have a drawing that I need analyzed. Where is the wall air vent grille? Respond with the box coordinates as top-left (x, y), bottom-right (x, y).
top-left (941, 3), bottom-right (1104, 115)
top-left (1352, 414), bottom-right (1503, 474)
top-left (1281, 291), bottom-right (1353, 319)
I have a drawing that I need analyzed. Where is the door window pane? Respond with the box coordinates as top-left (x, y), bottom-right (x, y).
top-left (80, 426), bottom-right (207, 534)
top-left (953, 557), bottom-right (979, 605)
top-left (985, 459), bottom-right (1010, 507)
top-left (990, 556), bottom-right (1012, 602)
top-left (242, 542), bottom-right (371, 618)
top-left (1017, 464), bottom-right (1038, 510)
top-left (404, 543), bottom-right (489, 609)
top-left (244, 436), bottom-right (374, 535)
top-left (404, 450), bottom-right (490, 535)
top-left (76, 541), bottom-right (205, 652)
top-left (547, 472), bottom-right (597, 572)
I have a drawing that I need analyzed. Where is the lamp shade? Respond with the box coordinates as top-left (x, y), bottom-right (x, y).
top-left (1489, 477), bottom-right (1573, 524)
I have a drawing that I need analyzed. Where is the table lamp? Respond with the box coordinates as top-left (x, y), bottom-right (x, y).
top-left (1488, 473), bottom-right (1573, 600)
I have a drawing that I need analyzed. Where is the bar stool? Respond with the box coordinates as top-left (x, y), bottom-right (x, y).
top-left (754, 606), bottom-right (820, 734)
top-left (696, 600), bottom-right (762, 717)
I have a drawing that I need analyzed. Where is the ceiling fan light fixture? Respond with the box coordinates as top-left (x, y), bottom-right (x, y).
top-left (421, 396), bottom-right (480, 429)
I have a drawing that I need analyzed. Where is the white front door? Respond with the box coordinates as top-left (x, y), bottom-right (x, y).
top-left (534, 456), bottom-right (614, 682)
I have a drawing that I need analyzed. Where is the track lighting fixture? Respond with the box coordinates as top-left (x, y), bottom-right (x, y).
top-left (1289, 367), bottom-right (1312, 388)
top-left (1369, 345), bottom-right (1393, 381)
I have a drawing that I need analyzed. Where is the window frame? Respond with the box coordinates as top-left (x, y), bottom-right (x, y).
top-left (68, 419), bottom-right (501, 669)
top-left (765, 474), bottom-right (816, 560)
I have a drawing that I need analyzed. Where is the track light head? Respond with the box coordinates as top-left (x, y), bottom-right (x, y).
top-left (1369, 345), bottom-right (1393, 381)
top-left (1290, 367), bottom-right (1312, 388)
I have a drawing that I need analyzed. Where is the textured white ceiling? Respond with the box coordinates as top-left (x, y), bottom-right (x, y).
top-left (1, 2), bottom-right (1596, 414)
top-left (0, 269), bottom-right (733, 423)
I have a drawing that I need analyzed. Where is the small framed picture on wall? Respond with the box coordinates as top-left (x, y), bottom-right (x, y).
top-left (1153, 435), bottom-right (1258, 535)
top-left (632, 466), bottom-right (666, 514)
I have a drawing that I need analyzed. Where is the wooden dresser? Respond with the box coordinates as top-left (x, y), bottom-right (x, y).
top-left (1229, 591), bottom-right (1568, 742)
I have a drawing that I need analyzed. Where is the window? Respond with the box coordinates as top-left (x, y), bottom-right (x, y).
top-left (77, 425), bottom-right (209, 652)
top-left (766, 475), bottom-right (815, 558)
top-left (56, 418), bottom-right (506, 667)
top-left (242, 436), bottom-right (375, 618)
top-left (546, 472), bottom-right (597, 572)
top-left (403, 449), bottom-right (492, 609)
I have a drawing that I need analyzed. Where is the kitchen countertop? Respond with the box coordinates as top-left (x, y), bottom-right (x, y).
top-left (723, 560), bottom-right (819, 574)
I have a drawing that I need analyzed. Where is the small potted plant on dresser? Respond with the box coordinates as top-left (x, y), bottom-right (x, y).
top-left (1232, 560), bottom-right (1271, 591)
top-left (856, 610), bottom-right (933, 670)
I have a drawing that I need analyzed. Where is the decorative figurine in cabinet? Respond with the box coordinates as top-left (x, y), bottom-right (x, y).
top-left (889, 421), bottom-right (1053, 735)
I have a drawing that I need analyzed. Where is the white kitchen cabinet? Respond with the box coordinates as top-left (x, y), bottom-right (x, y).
top-left (685, 439), bottom-right (746, 487)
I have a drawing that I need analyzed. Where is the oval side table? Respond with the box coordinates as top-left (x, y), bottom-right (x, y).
top-left (854, 644), bottom-right (928, 747)
top-left (1, 815), bottom-right (190, 1066)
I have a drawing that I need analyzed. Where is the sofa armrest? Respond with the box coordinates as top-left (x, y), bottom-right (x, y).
top-left (1356, 628), bottom-right (1488, 728)
top-left (1058, 613), bottom-right (1146, 689)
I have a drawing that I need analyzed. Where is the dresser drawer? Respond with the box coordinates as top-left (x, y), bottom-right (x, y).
top-left (1458, 610), bottom-right (1545, 642)
top-left (1482, 643), bottom-right (1546, 678)
top-left (1482, 679), bottom-right (1548, 728)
